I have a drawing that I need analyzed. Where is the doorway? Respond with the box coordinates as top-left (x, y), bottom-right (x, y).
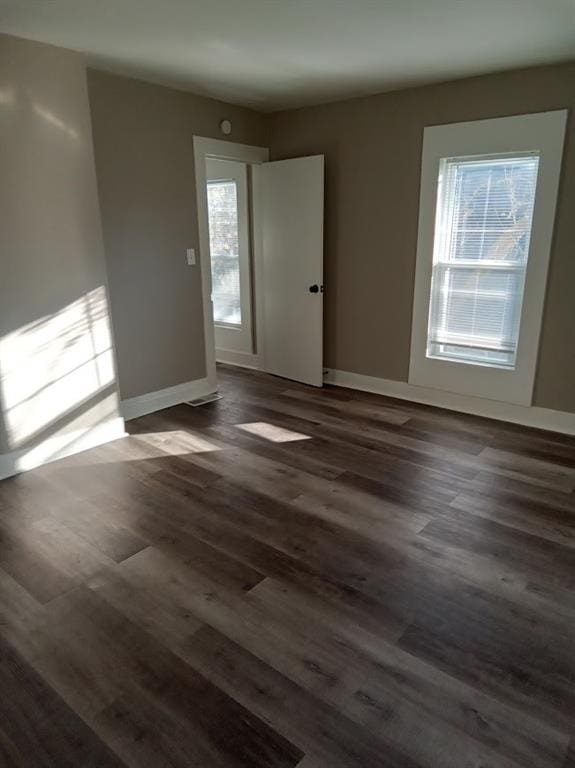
top-left (206, 158), bottom-right (254, 364)
top-left (193, 136), bottom-right (325, 393)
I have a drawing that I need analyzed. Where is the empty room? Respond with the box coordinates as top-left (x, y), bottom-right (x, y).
top-left (1, 1), bottom-right (575, 766)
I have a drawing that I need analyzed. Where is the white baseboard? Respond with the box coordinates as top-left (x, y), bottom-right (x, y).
top-left (0, 417), bottom-right (126, 481)
top-left (324, 368), bottom-right (575, 436)
top-left (216, 349), bottom-right (261, 371)
top-left (121, 376), bottom-right (213, 421)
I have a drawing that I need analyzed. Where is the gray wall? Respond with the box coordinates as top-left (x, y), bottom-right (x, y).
top-left (270, 62), bottom-right (575, 414)
top-left (87, 70), bottom-right (269, 401)
top-left (0, 35), bottom-right (120, 465)
top-left (9, 46), bottom-right (571, 422)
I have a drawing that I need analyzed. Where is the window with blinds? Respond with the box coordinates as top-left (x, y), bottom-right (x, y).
top-left (427, 153), bottom-right (539, 368)
top-left (207, 179), bottom-right (242, 325)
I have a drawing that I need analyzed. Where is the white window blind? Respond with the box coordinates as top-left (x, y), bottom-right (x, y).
top-left (207, 180), bottom-right (242, 325)
top-left (427, 153), bottom-right (539, 368)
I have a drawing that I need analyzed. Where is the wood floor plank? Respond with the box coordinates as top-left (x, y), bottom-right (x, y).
top-left (449, 490), bottom-right (575, 548)
top-left (337, 469), bottom-right (458, 515)
top-left (418, 512), bottom-right (575, 592)
top-left (51, 498), bottom-right (148, 563)
top-left (1, 362), bottom-right (575, 767)
top-left (295, 757), bottom-right (327, 768)
top-left (184, 624), bottom-right (420, 768)
top-left (94, 668), bottom-right (303, 768)
top-left (100, 545), bottom-right (566, 767)
top-left (0, 515), bottom-right (115, 604)
top-left (86, 470), bottom-right (411, 639)
top-left (477, 446), bottom-right (575, 493)
top-left (88, 565), bottom-right (204, 655)
top-left (0, 633), bottom-right (125, 767)
top-left (249, 577), bottom-right (569, 768)
top-left (8, 584), bottom-right (303, 768)
top-left (399, 615), bottom-right (575, 733)
top-left (281, 387), bottom-right (412, 427)
top-left (468, 469), bottom-right (575, 514)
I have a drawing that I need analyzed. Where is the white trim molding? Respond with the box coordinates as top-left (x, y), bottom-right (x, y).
top-left (409, 110), bottom-right (568, 406)
top-left (324, 368), bottom-right (575, 436)
top-left (121, 376), bottom-right (213, 421)
top-left (0, 417), bottom-right (126, 481)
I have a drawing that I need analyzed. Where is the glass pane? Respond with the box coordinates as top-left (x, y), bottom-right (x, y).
top-left (427, 153), bottom-right (539, 369)
top-left (444, 155), bottom-right (539, 264)
top-left (428, 264), bottom-right (524, 367)
top-left (207, 180), bottom-right (242, 325)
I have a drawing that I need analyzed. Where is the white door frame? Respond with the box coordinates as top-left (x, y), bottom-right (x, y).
top-left (193, 137), bottom-right (269, 391)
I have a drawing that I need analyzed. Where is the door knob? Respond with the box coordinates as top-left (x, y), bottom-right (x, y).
top-left (309, 284), bottom-right (319, 293)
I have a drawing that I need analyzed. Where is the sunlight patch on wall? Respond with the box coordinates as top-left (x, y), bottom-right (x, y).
top-left (0, 286), bottom-right (116, 449)
top-left (15, 392), bottom-right (122, 472)
top-left (235, 422), bottom-right (311, 443)
top-left (32, 102), bottom-right (79, 141)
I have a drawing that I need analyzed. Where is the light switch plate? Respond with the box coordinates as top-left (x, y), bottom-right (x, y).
top-left (186, 248), bottom-right (196, 265)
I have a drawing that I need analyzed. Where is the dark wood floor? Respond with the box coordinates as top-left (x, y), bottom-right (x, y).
top-left (1, 363), bottom-right (575, 767)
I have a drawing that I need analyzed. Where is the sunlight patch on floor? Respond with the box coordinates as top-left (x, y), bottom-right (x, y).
top-left (135, 430), bottom-right (221, 454)
top-left (235, 422), bottom-right (311, 443)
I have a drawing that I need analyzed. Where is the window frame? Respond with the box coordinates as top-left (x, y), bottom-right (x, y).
top-left (426, 151), bottom-right (540, 370)
top-left (409, 110), bottom-right (567, 406)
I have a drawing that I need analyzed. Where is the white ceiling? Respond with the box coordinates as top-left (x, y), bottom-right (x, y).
top-left (1, 0), bottom-right (574, 111)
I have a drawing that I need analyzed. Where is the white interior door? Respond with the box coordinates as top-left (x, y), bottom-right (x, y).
top-left (206, 158), bottom-right (253, 356)
top-left (260, 155), bottom-right (324, 386)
